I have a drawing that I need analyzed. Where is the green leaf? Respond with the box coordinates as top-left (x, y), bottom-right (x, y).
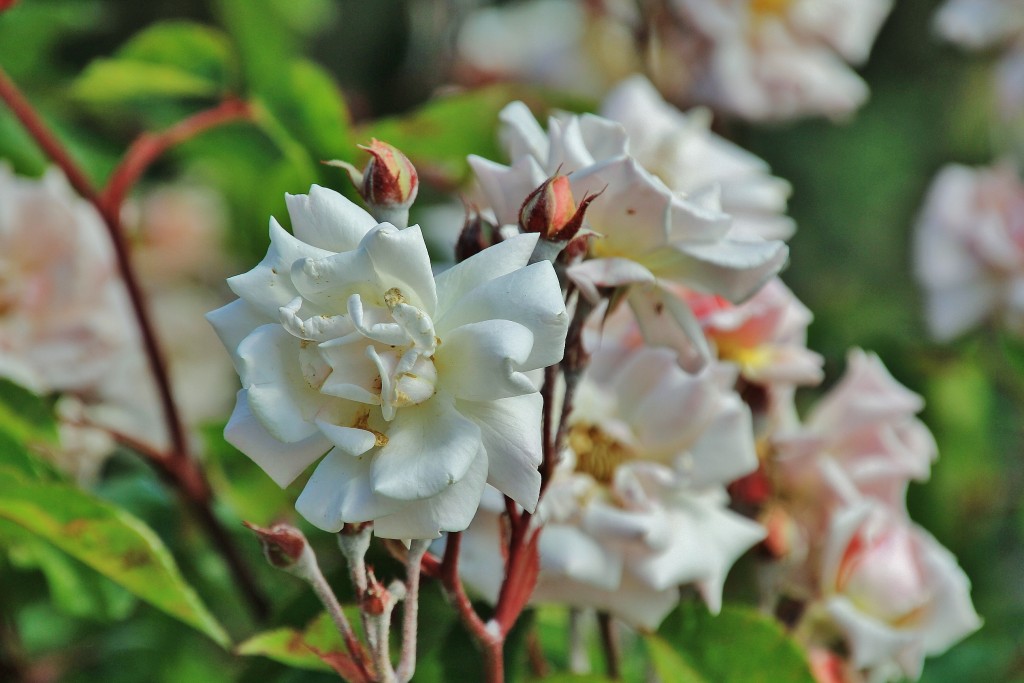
top-left (0, 470), bottom-right (230, 647)
top-left (655, 602), bottom-right (816, 683)
top-left (116, 21), bottom-right (238, 92)
top-left (0, 379), bottom-right (61, 482)
top-left (237, 609), bottom-right (363, 672)
top-left (274, 59), bottom-right (353, 162)
top-left (72, 59), bottom-right (222, 103)
top-left (4, 526), bottom-right (135, 621)
top-left (215, 0), bottom-right (297, 98)
top-left (644, 634), bottom-right (707, 683)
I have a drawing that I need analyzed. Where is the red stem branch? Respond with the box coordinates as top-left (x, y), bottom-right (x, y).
top-left (100, 98), bottom-right (252, 215)
top-left (441, 533), bottom-right (504, 683)
top-left (0, 65), bottom-right (267, 618)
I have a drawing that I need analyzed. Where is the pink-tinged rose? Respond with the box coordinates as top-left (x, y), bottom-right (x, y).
top-left (693, 278), bottom-right (824, 389)
top-left (774, 349), bottom-right (936, 512)
top-left (327, 139), bottom-right (419, 228)
top-left (0, 165), bottom-right (129, 394)
top-left (914, 161), bottom-right (1024, 340)
top-left (819, 503), bottom-right (980, 681)
top-left (669, 0), bottom-right (893, 121)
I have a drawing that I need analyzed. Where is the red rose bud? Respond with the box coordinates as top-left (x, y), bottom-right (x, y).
top-left (243, 521), bottom-right (310, 572)
top-left (519, 174), bottom-right (601, 242)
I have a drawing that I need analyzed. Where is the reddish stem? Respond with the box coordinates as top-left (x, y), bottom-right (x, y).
top-left (440, 533), bottom-right (504, 683)
top-left (100, 98), bottom-right (252, 215)
top-left (0, 65), bottom-right (267, 618)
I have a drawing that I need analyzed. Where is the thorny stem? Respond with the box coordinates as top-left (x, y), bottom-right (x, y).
top-left (0, 65), bottom-right (269, 618)
top-left (597, 611), bottom-right (622, 681)
top-left (397, 540), bottom-right (430, 683)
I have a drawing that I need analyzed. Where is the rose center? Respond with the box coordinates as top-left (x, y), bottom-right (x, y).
top-left (569, 423), bottom-right (636, 484)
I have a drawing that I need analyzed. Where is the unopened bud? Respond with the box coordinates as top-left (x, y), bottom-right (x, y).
top-left (519, 174), bottom-right (600, 242)
top-left (243, 521), bottom-right (313, 575)
top-left (362, 567), bottom-right (389, 616)
top-left (325, 139), bottom-right (418, 228)
top-left (455, 205), bottom-right (502, 262)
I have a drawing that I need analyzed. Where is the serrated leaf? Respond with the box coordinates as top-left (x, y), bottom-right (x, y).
top-left (237, 609), bottom-right (364, 674)
top-left (656, 602), bottom-right (816, 683)
top-left (72, 59), bottom-right (221, 103)
top-left (116, 21), bottom-right (238, 92)
top-left (0, 470), bottom-right (230, 647)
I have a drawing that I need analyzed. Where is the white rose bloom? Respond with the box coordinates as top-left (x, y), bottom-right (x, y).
top-left (470, 102), bottom-right (788, 369)
top-left (601, 75), bottom-right (796, 241)
top-left (819, 502), bottom-right (981, 682)
top-left (0, 165), bottom-right (129, 394)
top-left (460, 344), bottom-right (764, 628)
top-left (208, 185), bottom-right (568, 539)
top-left (672, 0), bottom-right (893, 121)
top-left (914, 162), bottom-right (1024, 340)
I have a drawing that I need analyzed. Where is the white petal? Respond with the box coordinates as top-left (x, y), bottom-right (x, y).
top-left (567, 257), bottom-right (656, 304)
top-left (469, 154), bottom-right (548, 227)
top-left (362, 224), bottom-right (438, 313)
top-left (206, 299), bottom-right (274, 374)
top-left (627, 284), bottom-right (711, 372)
top-left (687, 394), bottom-right (759, 487)
top-left (437, 320), bottom-right (537, 401)
top-left (296, 448), bottom-right (403, 532)
top-left (498, 101), bottom-right (550, 163)
top-left (315, 419), bottom-right (377, 457)
top-left (435, 261), bottom-right (568, 370)
top-left (370, 398), bottom-right (482, 501)
top-left (224, 390), bottom-right (331, 487)
top-left (373, 446), bottom-right (489, 538)
top-left (236, 324), bottom-right (330, 442)
top-left (434, 233), bottom-right (539, 318)
top-left (649, 239), bottom-right (789, 303)
top-left (539, 524), bottom-right (623, 590)
top-left (286, 185), bottom-right (377, 252)
top-left (457, 393), bottom-right (543, 511)
top-left (227, 218), bottom-right (332, 318)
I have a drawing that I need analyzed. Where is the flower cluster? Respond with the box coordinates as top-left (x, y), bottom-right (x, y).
top-left (469, 86), bottom-right (789, 369)
top-left (761, 350), bottom-right (981, 682)
top-left (457, 0), bottom-right (893, 121)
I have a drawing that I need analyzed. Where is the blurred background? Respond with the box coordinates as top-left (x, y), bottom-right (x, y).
top-left (0, 0), bottom-right (1020, 681)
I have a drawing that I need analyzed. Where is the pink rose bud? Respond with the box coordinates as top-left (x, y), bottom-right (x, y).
top-left (518, 174), bottom-right (600, 242)
top-left (243, 521), bottom-right (310, 572)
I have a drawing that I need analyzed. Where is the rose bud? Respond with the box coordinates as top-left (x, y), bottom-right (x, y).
top-left (518, 174), bottom-right (600, 243)
top-left (325, 139), bottom-right (419, 228)
top-left (243, 521), bottom-right (314, 576)
top-left (455, 205), bottom-right (503, 263)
